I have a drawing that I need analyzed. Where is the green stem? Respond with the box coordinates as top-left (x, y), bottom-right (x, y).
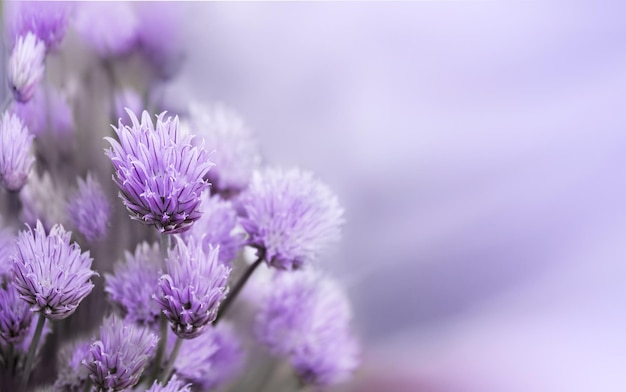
top-left (21, 313), bottom-right (45, 388)
top-left (213, 254), bottom-right (264, 325)
top-left (83, 378), bottom-right (92, 392)
top-left (151, 315), bottom-right (169, 382)
top-left (159, 336), bottom-right (182, 384)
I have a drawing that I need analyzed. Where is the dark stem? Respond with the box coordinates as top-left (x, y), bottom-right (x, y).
top-left (159, 336), bottom-right (182, 384)
top-left (213, 253), bottom-right (264, 325)
top-left (83, 378), bottom-right (92, 392)
top-left (151, 315), bottom-right (169, 382)
top-left (21, 313), bottom-right (45, 388)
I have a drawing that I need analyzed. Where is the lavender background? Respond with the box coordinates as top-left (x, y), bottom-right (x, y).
top-left (166, 2), bottom-right (626, 391)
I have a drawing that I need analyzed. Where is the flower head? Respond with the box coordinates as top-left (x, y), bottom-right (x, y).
top-left (54, 339), bottom-right (91, 391)
top-left (105, 109), bottom-right (213, 234)
top-left (183, 193), bottom-right (244, 264)
top-left (0, 283), bottom-right (33, 344)
top-left (8, 32), bottom-right (45, 103)
top-left (256, 269), bottom-right (359, 386)
top-left (83, 315), bottom-right (158, 391)
top-left (20, 171), bottom-right (68, 230)
top-left (105, 242), bottom-right (162, 326)
top-left (5, 1), bottom-right (72, 51)
top-left (74, 2), bottom-right (138, 58)
top-left (12, 221), bottom-right (97, 320)
top-left (175, 323), bottom-right (244, 390)
top-left (238, 168), bottom-right (344, 270)
top-left (189, 103), bottom-right (260, 196)
top-left (146, 375), bottom-right (191, 392)
top-left (67, 174), bottom-right (111, 242)
top-left (0, 112), bottom-right (34, 191)
top-left (154, 237), bottom-right (230, 339)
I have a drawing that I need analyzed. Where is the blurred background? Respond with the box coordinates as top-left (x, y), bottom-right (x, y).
top-left (4, 2), bottom-right (626, 391)
top-left (167, 2), bottom-right (626, 391)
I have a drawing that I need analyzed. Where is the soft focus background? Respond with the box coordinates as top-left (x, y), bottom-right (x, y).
top-left (167, 2), bottom-right (626, 391)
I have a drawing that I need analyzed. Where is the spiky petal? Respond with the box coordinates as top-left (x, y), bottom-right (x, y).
top-left (12, 221), bottom-right (97, 320)
top-left (67, 174), bottom-right (111, 242)
top-left (188, 102), bottom-right (260, 196)
top-left (83, 315), bottom-right (158, 391)
top-left (0, 283), bottom-right (33, 344)
top-left (154, 237), bottom-right (230, 339)
top-left (7, 33), bottom-right (45, 103)
top-left (105, 242), bottom-right (162, 326)
top-left (238, 168), bottom-right (344, 270)
top-left (146, 375), bottom-right (191, 392)
top-left (105, 109), bottom-right (213, 234)
top-left (0, 112), bottom-right (34, 191)
top-left (183, 193), bottom-right (244, 265)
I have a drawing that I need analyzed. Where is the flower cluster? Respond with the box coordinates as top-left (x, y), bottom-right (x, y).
top-left (0, 3), bottom-right (360, 391)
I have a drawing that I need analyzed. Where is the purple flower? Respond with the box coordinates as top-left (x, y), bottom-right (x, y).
top-left (54, 339), bottom-right (91, 391)
top-left (20, 171), bottom-right (68, 230)
top-left (256, 269), bottom-right (359, 386)
top-left (105, 110), bottom-right (213, 234)
top-left (183, 193), bottom-right (244, 265)
top-left (12, 221), bottom-right (97, 320)
top-left (10, 86), bottom-right (74, 137)
top-left (67, 174), bottom-right (111, 242)
top-left (74, 2), bottom-right (138, 58)
top-left (7, 32), bottom-right (45, 103)
top-left (4, 1), bottom-right (72, 51)
top-left (105, 242), bottom-right (162, 326)
top-left (154, 237), bottom-right (230, 339)
top-left (135, 2), bottom-right (185, 81)
top-left (0, 227), bottom-right (15, 279)
top-left (238, 168), bottom-right (344, 270)
top-left (189, 103), bottom-right (260, 197)
top-left (146, 375), bottom-right (191, 392)
top-left (0, 112), bottom-right (34, 192)
top-left (83, 315), bottom-right (158, 391)
top-left (175, 323), bottom-right (244, 390)
top-left (0, 283), bottom-right (33, 344)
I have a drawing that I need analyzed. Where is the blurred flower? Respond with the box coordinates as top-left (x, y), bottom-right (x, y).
top-left (114, 88), bottom-right (143, 124)
top-left (7, 32), bottom-right (45, 103)
top-left (67, 174), bottom-right (111, 242)
top-left (83, 315), bottom-right (158, 391)
top-left (10, 86), bottom-right (74, 137)
top-left (175, 322), bottom-right (244, 390)
top-left (4, 1), bottom-right (72, 51)
top-left (0, 284), bottom-right (33, 344)
top-left (54, 339), bottom-right (91, 391)
top-left (256, 269), bottom-right (359, 386)
top-left (189, 103), bottom-right (261, 197)
top-left (135, 2), bottom-right (185, 81)
top-left (105, 110), bottom-right (213, 234)
top-left (74, 2), bottom-right (138, 58)
top-left (147, 375), bottom-right (191, 392)
top-left (20, 171), bottom-right (68, 230)
top-left (0, 112), bottom-right (34, 191)
top-left (183, 193), bottom-right (244, 264)
top-left (0, 227), bottom-right (15, 280)
top-left (12, 221), bottom-right (97, 320)
top-left (239, 168), bottom-right (344, 270)
top-left (154, 237), bottom-right (230, 339)
top-left (105, 242), bottom-right (162, 327)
